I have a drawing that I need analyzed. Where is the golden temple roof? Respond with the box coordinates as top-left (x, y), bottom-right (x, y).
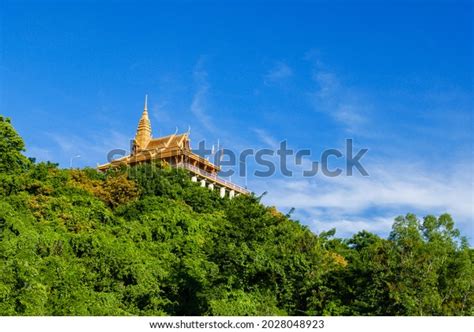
top-left (98, 95), bottom-right (219, 173)
top-left (145, 133), bottom-right (189, 151)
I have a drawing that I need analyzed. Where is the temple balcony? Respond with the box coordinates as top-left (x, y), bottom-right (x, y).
top-left (176, 162), bottom-right (250, 196)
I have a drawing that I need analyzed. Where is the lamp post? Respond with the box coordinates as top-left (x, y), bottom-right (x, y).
top-left (70, 155), bottom-right (81, 169)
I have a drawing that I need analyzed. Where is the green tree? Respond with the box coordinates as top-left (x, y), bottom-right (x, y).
top-left (0, 116), bottom-right (30, 173)
top-left (0, 118), bottom-right (472, 316)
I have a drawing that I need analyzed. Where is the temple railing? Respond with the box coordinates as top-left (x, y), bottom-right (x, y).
top-left (176, 162), bottom-right (250, 194)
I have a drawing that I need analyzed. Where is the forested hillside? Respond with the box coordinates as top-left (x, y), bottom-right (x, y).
top-left (0, 116), bottom-right (472, 316)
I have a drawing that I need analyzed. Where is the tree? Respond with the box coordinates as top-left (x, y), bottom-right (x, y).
top-left (0, 116), bottom-right (31, 173)
top-left (0, 118), bottom-right (472, 316)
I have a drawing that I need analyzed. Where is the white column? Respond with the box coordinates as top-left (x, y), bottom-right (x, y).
top-left (200, 179), bottom-right (206, 187)
top-left (191, 176), bottom-right (198, 182)
top-left (208, 183), bottom-right (214, 190)
top-left (229, 190), bottom-right (235, 199)
top-left (219, 187), bottom-right (226, 198)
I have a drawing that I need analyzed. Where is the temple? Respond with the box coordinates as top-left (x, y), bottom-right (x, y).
top-left (97, 95), bottom-right (249, 198)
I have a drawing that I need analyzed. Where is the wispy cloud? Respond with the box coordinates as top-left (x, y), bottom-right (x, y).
top-left (309, 216), bottom-right (395, 238)
top-left (264, 61), bottom-right (293, 85)
top-left (190, 57), bottom-right (217, 133)
top-left (26, 146), bottom-right (53, 163)
top-left (310, 66), bottom-right (371, 134)
top-left (252, 128), bottom-right (279, 148)
top-left (150, 100), bottom-right (174, 136)
top-left (251, 160), bottom-right (473, 239)
top-left (44, 129), bottom-right (131, 167)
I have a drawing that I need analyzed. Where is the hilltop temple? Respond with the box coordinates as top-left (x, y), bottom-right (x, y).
top-left (97, 96), bottom-right (249, 198)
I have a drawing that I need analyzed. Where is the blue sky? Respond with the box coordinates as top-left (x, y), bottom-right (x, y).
top-left (1, 0), bottom-right (472, 240)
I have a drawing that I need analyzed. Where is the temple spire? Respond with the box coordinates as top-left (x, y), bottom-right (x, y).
top-left (134, 95), bottom-right (152, 152)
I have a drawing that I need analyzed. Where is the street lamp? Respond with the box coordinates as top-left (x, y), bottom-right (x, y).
top-left (70, 155), bottom-right (81, 169)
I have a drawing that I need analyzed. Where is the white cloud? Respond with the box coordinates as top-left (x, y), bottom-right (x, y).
top-left (311, 67), bottom-right (371, 134)
top-left (26, 146), bottom-right (53, 163)
top-left (45, 129), bottom-right (132, 167)
top-left (150, 100), bottom-right (172, 126)
top-left (264, 61), bottom-right (293, 85)
top-left (308, 216), bottom-right (395, 238)
top-left (251, 160), bottom-right (473, 239)
top-left (252, 128), bottom-right (280, 148)
top-left (190, 57), bottom-right (216, 133)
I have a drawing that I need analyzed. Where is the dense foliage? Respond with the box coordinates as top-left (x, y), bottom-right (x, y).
top-left (0, 116), bottom-right (472, 315)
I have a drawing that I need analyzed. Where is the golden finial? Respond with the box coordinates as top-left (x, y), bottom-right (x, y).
top-left (134, 95), bottom-right (152, 152)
